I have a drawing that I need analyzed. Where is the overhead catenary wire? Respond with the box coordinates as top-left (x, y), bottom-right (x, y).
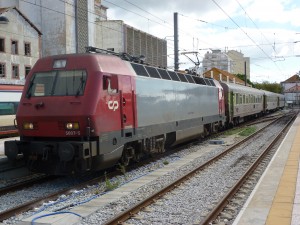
top-left (234, 0), bottom-right (279, 55)
top-left (211, 0), bottom-right (285, 77)
top-left (16, 0), bottom-right (297, 77)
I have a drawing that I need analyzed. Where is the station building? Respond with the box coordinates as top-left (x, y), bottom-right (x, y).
top-left (0, 0), bottom-right (167, 68)
top-left (0, 7), bottom-right (41, 84)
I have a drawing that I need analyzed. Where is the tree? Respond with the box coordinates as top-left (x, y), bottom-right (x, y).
top-left (253, 81), bottom-right (283, 93)
top-left (235, 74), bottom-right (254, 86)
top-left (234, 74), bottom-right (283, 93)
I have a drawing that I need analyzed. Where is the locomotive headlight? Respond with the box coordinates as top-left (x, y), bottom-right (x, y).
top-left (53, 59), bottom-right (67, 68)
top-left (65, 122), bottom-right (79, 130)
top-left (23, 122), bottom-right (34, 130)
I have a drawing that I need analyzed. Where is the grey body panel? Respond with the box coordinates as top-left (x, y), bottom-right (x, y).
top-left (136, 76), bottom-right (221, 128)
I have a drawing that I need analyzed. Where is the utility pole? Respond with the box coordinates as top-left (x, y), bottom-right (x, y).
top-left (174, 12), bottom-right (179, 71)
top-left (244, 61), bottom-right (247, 86)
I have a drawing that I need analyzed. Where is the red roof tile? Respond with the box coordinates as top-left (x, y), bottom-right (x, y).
top-left (203, 67), bottom-right (245, 84)
top-left (281, 75), bottom-right (300, 83)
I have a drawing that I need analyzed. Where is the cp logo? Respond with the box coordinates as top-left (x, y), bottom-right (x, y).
top-left (108, 100), bottom-right (119, 111)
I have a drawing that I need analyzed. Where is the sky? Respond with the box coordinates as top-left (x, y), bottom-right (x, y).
top-left (102, 0), bottom-right (300, 83)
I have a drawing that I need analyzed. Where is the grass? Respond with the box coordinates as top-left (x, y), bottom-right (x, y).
top-left (117, 163), bottom-right (126, 175)
top-left (223, 127), bottom-right (244, 136)
top-left (238, 126), bottom-right (256, 136)
top-left (117, 163), bottom-right (128, 180)
top-left (104, 172), bottom-right (120, 191)
top-left (163, 160), bottom-right (169, 165)
top-left (223, 126), bottom-right (256, 137)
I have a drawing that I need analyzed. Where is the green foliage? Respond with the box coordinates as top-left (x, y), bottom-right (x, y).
top-left (238, 126), bottom-right (256, 136)
top-left (163, 160), bottom-right (169, 165)
top-left (117, 163), bottom-right (128, 180)
top-left (117, 163), bottom-right (126, 175)
top-left (235, 74), bottom-right (283, 93)
top-left (253, 81), bottom-right (283, 93)
top-left (104, 171), bottom-right (120, 191)
top-left (223, 126), bottom-right (256, 136)
top-left (223, 128), bottom-right (243, 136)
top-left (235, 73), bottom-right (254, 86)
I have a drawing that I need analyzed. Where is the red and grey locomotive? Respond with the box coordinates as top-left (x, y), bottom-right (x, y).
top-left (5, 47), bottom-right (226, 175)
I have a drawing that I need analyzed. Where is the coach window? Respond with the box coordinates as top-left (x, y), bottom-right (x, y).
top-left (11, 40), bottom-right (18, 54)
top-left (0, 102), bottom-right (15, 115)
top-left (0, 38), bottom-right (4, 52)
top-left (0, 63), bottom-right (5, 78)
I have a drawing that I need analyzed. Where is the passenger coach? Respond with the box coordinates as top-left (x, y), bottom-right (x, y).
top-left (220, 82), bottom-right (264, 126)
top-left (0, 84), bottom-right (23, 136)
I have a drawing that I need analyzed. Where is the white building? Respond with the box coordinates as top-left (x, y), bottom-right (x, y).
top-left (281, 74), bottom-right (300, 105)
top-left (95, 20), bottom-right (167, 68)
top-left (0, 7), bottom-right (41, 84)
top-left (0, 0), bottom-right (167, 67)
top-left (202, 49), bottom-right (250, 80)
top-left (227, 50), bottom-right (250, 80)
top-left (0, 0), bottom-right (90, 56)
top-left (202, 49), bottom-right (232, 72)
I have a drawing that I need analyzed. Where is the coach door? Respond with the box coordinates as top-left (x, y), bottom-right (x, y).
top-left (119, 76), bottom-right (135, 138)
top-left (230, 91), bottom-right (234, 119)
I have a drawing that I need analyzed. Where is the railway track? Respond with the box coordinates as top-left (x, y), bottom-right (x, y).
top-left (200, 112), bottom-right (297, 225)
top-left (0, 160), bottom-right (24, 173)
top-left (0, 174), bottom-right (51, 196)
top-left (0, 111), bottom-right (292, 224)
top-left (101, 112), bottom-right (296, 225)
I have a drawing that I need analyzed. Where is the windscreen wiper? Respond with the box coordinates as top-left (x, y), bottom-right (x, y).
top-left (26, 80), bottom-right (34, 98)
top-left (75, 73), bottom-right (85, 97)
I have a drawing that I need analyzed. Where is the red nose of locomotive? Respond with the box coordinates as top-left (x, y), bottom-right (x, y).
top-left (17, 60), bottom-right (92, 139)
top-left (17, 98), bottom-right (89, 138)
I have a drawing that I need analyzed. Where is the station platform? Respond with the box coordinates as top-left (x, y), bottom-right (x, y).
top-left (233, 113), bottom-right (300, 225)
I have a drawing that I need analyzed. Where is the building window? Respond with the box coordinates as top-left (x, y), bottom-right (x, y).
top-left (0, 63), bottom-right (5, 77)
top-left (11, 40), bottom-right (18, 54)
top-left (24, 42), bottom-right (31, 56)
top-left (25, 66), bottom-right (31, 77)
top-left (12, 64), bottom-right (19, 79)
top-left (0, 38), bottom-right (4, 52)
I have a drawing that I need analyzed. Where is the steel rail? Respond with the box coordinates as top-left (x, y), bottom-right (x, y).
top-left (199, 113), bottom-right (297, 225)
top-left (0, 113), bottom-right (289, 223)
top-left (102, 114), bottom-right (288, 225)
top-left (0, 174), bottom-right (52, 196)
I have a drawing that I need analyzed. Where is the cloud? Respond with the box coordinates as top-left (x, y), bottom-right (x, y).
top-left (103, 0), bottom-right (300, 82)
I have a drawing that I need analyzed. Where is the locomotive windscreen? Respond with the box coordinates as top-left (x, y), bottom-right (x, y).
top-left (26, 70), bottom-right (87, 97)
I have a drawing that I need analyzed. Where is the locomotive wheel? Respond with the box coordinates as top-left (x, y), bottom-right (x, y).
top-left (121, 153), bottom-right (130, 166)
top-left (133, 151), bottom-right (142, 162)
top-left (120, 147), bottom-right (133, 166)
